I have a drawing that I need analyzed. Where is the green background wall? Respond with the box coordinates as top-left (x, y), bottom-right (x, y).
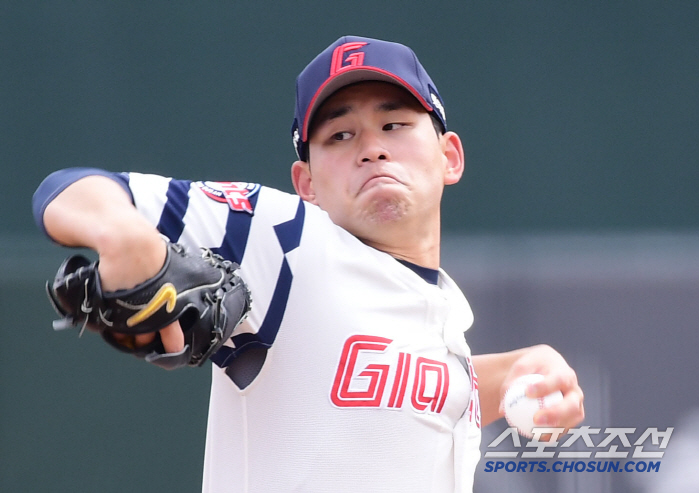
top-left (2, 2), bottom-right (698, 492)
top-left (4, 1), bottom-right (698, 234)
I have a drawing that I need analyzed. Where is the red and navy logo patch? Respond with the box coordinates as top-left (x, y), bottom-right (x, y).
top-left (196, 181), bottom-right (260, 214)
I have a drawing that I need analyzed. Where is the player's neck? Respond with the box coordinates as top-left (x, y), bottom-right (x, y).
top-left (361, 222), bottom-right (442, 269)
top-left (388, 245), bottom-right (441, 270)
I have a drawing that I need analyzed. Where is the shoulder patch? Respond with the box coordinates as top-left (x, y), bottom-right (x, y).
top-left (195, 181), bottom-right (260, 214)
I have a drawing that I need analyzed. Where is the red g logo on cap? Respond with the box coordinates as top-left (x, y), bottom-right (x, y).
top-left (330, 42), bottom-right (367, 75)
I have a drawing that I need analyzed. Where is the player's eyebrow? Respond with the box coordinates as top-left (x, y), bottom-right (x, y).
top-left (317, 105), bottom-right (352, 126)
top-left (313, 99), bottom-right (411, 131)
top-left (375, 99), bottom-right (410, 113)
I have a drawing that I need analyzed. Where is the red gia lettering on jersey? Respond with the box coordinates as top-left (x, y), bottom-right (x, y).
top-left (330, 335), bottom-right (392, 407)
top-left (330, 42), bottom-right (368, 75)
top-left (411, 357), bottom-right (450, 413)
top-left (387, 351), bottom-right (411, 408)
top-left (196, 181), bottom-right (260, 214)
top-left (330, 335), bottom-right (451, 414)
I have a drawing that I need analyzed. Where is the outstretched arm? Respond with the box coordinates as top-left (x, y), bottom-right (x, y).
top-left (39, 174), bottom-right (184, 352)
top-left (473, 344), bottom-right (584, 429)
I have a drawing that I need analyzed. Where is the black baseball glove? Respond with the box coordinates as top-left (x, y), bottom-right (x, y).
top-left (46, 241), bottom-right (251, 370)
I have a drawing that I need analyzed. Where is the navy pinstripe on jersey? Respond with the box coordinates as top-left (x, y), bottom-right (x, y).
top-left (210, 198), bottom-right (305, 368)
top-left (157, 179), bottom-right (192, 243)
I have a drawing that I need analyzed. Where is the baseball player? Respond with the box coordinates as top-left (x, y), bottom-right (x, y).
top-left (33, 36), bottom-right (584, 492)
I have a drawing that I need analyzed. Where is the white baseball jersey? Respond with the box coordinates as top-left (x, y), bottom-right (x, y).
top-left (107, 172), bottom-right (482, 492)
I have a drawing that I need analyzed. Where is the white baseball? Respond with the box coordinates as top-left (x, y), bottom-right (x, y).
top-left (503, 374), bottom-right (564, 438)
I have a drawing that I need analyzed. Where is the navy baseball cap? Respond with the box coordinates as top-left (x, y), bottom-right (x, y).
top-left (291, 35), bottom-right (447, 162)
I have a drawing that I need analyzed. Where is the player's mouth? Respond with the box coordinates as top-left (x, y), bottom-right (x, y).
top-left (359, 172), bottom-right (405, 194)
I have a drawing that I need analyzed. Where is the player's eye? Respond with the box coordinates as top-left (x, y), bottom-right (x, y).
top-left (383, 122), bottom-right (405, 131)
top-left (331, 131), bottom-right (353, 141)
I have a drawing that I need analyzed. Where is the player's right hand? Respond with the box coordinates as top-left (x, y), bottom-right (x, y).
top-left (97, 231), bottom-right (185, 354)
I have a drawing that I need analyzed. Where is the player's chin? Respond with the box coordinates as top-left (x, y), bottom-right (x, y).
top-left (362, 195), bottom-right (410, 224)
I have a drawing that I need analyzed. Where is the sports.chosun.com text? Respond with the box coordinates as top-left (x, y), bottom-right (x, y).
top-left (484, 460), bottom-right (661, 473)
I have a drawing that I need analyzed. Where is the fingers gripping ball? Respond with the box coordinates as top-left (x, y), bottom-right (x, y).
top-left (503, 374), bottom-right (563, 438)
top-left (46, 242), bottom-right (251, 370)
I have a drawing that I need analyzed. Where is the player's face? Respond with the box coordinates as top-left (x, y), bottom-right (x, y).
top-left (292, 81), bottom-right (464, 250)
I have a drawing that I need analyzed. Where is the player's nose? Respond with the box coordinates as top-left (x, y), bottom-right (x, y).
top-left (358, 131), bottom-right (390, 165)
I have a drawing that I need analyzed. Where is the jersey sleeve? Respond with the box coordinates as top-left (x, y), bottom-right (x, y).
top-left (123, 173), bottom-right (302, 263)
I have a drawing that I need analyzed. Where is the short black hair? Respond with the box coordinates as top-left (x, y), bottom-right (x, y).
top-left (430, 113), bottom-right (445, 136)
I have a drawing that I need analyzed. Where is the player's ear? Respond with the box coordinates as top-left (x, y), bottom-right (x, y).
top-left (291, 160), bottom-right (317, 203)
top-left (441, 131), bottom-right (465, 186)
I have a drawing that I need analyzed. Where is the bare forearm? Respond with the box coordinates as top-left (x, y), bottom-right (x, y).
top-left (42, 175), bottom-right (166, 290)
top-left (45, 175), bottom-right (141, 247)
